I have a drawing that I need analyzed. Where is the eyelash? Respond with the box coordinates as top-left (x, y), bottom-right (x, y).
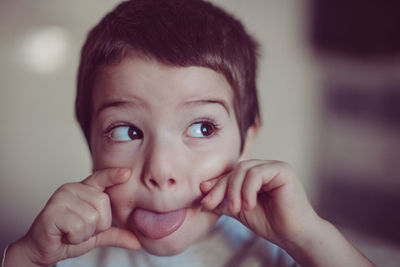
top-left (103, 118), bottom-right (222, 143)
top-left (103, 123), bottom-right (141, 142)
top-left (187, 119), bottom-right (221, 139)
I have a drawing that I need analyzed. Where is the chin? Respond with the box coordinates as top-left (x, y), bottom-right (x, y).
top-left (139, 235), bottom-right (193, 256)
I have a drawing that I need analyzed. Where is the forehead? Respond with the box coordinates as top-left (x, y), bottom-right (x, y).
top-left (92, 57), bottom-right (235, 115)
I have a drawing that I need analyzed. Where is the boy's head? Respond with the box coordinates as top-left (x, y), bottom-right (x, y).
top-left (75, 0), bottom-right (260, 256)
top-left (76, 0), bottom-right (260, 151)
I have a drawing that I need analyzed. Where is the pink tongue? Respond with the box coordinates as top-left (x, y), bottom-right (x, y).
top-left (132, 208), bottom-right (187, 239)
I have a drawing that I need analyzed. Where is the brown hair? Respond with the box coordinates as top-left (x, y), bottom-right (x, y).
top-left (76, 0), bottom-right (260, 150)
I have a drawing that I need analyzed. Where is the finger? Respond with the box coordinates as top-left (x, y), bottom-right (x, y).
top-left (73, 186), bottom-right (112, 234)
top-left (56, 182), bottom-right (112, 234)
top-left (241, 161), bottom-right (293, 209)
top-left (200, 166), bottom-right (233, 193)
top-left (241, 165), bottom-right (266, 210)
top-left (209, 198), bottom-right (231, 217)
top-left (200, 176), bottom-right (221, 193)
top-left (59, 211), bottom-right (89, 245)
top-left (64, 227), bottom-right (141, 259)
top-left (67, 199), bottom-right (101, 238)
top-left (227, 160), bottom-right (264, 213)
top-left (201, 176), bottom-right (228, 211)
top-left (93, 227), bottom-right (141, 250)
top-left (82, 167), bottom-right (131, 192)
top-left (226, 165), bottom-right (246, 214)
top-left (47, 188), bottom-right (101, 244)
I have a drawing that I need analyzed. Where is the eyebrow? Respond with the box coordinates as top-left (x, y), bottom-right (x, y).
top-left (182, 98), bottom-right (231, 116)
top-left (95, 97), bottom-right (231, 117)
top-left (95, 99), bottom-right (143, 117)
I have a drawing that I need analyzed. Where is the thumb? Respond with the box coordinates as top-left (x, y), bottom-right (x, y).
top-left (93, 226), bottom-right (141, 250)
top-left (204, 197), bottom-right (236, 219)
top-left (82, 168), bottom-right (131, 192)
top-left (212, 198), bottom-right (229, 216)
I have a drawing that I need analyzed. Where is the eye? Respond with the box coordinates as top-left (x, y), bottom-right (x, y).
top-left (187, 121), bottom-right (218, 138)
top-left (109, 125), bottom-right (143, 141)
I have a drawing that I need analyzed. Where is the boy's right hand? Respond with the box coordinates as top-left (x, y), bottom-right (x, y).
top-left (6, 168), bottom-right (140, 267)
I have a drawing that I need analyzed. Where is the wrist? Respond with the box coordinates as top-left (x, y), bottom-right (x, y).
top-left (4, 238), bottom-right (44, 267)
top-left (280, 218), bottom-right (376, 267)
top-left (280, 217), bottom-right (332, 267)
top-left (279, 214), bottom-right (328, 253)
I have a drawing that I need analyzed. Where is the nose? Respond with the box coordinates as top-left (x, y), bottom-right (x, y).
top-left (142, 138), bottom-right (180, 191)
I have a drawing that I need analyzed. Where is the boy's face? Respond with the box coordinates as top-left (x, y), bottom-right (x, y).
top-left (90, 56), bottom-right (242, 255)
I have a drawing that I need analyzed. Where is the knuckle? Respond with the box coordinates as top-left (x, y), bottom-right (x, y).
top-left (97, 193), bottom-right (110, 206)
top-left (91, 170), bottom-right (102, 178)
top-left (227, 185), bottom-right (236, 197)
top-left (48, 192), bottom-right (64, 204)
top-left (55, 182), bottom-right (76, 194)
top-left (236, 161), bottom-right (249, 172)
top-left (70, 218), bottom-right (85, 233)
top-left (38, 207), bottom-right (57, 226)
top-left (278, 161), bottom-right (295, 175)
top-left (273, 160), bottom-right (291, 169)
top-left (281, 161), bottom-right (292, 169)
top-left (50, 191), bottom-right (71, 204)
top-left (86, 209), bottom-right (100, 225)
top-left (246, 167), bottom-right (259, 178)
top-left (97, 217), bottom-right (111, 232)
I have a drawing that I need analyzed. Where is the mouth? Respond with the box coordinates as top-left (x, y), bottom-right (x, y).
top-left (132, 208), bottom-right (187, 239)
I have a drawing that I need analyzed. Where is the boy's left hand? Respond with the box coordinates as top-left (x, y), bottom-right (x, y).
top-left (200, 160), bottom-right (322, 247)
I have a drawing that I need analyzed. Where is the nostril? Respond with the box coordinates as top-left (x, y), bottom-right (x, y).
top-left (148, 178), bottom-right (176, 189)
top-left (150, 179), bottom-right (158, 187)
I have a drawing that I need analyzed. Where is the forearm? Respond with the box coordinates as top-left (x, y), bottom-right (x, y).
top-left (282, 219), bottom-right (376, 267)
top-left (3, 240), bottom-right (45, 267)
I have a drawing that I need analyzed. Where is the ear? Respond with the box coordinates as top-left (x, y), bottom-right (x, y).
top-left (239, 117), bottom-right (261, 160)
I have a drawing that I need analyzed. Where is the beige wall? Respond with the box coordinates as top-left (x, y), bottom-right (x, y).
top-left (0, 0), bottom-right (319, 251)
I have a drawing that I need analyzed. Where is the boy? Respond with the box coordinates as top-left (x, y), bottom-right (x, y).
top-left (3, 0), bottom-right (375, 266)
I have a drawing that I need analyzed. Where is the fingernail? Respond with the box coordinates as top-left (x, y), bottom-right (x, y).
top-left (203, 194), bottom-right (212, 203)
top-left (118, 168), bottom-right (131, 178)
top-left (201, 181), bottom-right (211, 189)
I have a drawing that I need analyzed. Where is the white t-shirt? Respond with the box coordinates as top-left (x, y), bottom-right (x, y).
top-left (57, 216), bottom-right (299, 267)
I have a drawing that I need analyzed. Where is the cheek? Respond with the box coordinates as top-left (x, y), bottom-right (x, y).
top-left (187, 138), bottom-right (241, 185)
top-left (90, 123), bottom-right (140, 170)
top-left (185, 123), bottom-right (241, 183)
top-left (189, 151), bottom-right (236, 183)
top-left (92, 145), bottom-right (139, 170)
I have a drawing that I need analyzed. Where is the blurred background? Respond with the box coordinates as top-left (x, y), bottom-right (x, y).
top-left (1, 0), bottom-right (399, 265)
